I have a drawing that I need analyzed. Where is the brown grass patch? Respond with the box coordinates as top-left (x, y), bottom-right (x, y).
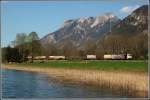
top-left (2, 65), bottom-right (148, 97)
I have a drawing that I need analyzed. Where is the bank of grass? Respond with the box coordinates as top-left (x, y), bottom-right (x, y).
top-left (5, 60), bottom-right (148, 73)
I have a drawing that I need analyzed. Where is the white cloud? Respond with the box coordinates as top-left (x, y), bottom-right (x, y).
top-left (120, 5), bottom-right (140, 14)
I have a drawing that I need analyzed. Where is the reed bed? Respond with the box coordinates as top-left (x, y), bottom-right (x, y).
top-left (3, 65), bottom-right (148, 97)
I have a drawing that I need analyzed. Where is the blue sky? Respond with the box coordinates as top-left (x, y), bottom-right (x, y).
top-left (1, 0), bottom-right (148, 47)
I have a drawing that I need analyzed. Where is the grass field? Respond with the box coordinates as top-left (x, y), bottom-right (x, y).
top-left (6, 60), bottom-right (148, 73)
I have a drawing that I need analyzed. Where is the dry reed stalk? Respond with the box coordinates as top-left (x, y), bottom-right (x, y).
top-left (2, 65), bottom-right (148, 97)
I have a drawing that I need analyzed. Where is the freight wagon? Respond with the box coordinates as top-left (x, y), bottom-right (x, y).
top-left (48, 56), bottom-right (65, 60)
top-left (86, 55), bottom-right (96, 60)
top-left (34, 56), bottom-right (46, 60)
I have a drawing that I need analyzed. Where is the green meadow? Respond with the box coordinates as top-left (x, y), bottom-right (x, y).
top-left (6, 60), bottom-right (148, 73)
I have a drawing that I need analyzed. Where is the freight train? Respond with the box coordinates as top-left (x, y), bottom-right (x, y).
top-left (27, 54), bottom-right (132, 61)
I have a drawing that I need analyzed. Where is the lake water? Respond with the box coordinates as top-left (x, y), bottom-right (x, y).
top-left (2, 69), bottom-right (128, 98)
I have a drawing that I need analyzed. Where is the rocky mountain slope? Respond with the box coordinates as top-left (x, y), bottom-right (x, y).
top-left (41, 5), bottom-right (148, 49)
top-left (108, 5), bottom-right (148, 36)
top-left (41, 14), bottom-right (120, 47)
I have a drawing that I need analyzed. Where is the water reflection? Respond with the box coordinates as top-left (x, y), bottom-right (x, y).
top-left (2, 69), bottom-right (132, 98)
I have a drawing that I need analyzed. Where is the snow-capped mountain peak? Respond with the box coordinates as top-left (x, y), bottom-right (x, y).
top-left (77, 18), bottom-right (87, 23)
top-left (62, 19), bottom-right (74, 27)
top-left (91, 14), bottom-right (116, 28)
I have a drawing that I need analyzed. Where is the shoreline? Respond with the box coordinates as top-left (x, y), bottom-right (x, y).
top-left (2, 65), bottom-right (148, 97)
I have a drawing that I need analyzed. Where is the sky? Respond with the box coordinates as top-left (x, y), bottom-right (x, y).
top-left (1, 0), bottom-right (148, 47)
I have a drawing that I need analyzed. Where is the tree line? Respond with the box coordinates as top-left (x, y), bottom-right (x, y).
top-left (2, 31), bottom-right (148, 63)
top-left (95, 33), bottom-right (148, 59)
top-left (2, 32), bottom-right (43, 63)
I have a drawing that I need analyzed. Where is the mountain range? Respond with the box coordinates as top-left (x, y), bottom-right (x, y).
top-left (40, 5), bottom-right (148, 49)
